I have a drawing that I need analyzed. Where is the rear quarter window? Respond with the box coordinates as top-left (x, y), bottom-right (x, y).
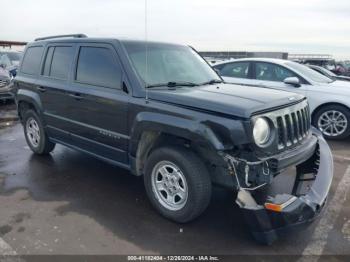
top-left (21, 46), bottom-right (44, 75)
top-left (220, 62), bottom-right (250, 78)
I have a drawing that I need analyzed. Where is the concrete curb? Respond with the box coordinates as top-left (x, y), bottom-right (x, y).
top-left (0, 117), bottom-right (19, 123)
top-left (0, 110), bottom-right (19, 123)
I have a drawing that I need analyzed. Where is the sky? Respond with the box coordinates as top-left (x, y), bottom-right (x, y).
top-left (1, 0), bottom-right (349, 59)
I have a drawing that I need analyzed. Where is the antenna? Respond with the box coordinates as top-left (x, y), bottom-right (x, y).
top-left (145, 0), bottom-right (149, 102)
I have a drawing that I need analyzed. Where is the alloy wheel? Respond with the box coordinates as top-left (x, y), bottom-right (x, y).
top-left (26, 117), bottom-right (41, 148)
top-left (317, 110), bottom-right (348, 137)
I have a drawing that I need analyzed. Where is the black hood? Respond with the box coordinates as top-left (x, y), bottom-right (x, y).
top-left (148, 83), bottom-right (305, 118)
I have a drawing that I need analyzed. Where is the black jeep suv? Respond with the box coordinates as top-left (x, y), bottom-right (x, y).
top-left (14, 34), bottom-right (333, 244)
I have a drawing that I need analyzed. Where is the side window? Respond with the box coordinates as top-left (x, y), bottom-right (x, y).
top-left (219, 62), bottom-right (249, 78)
top-left (21, 46), bottom-right (44, 75)
top-left (76, 47), bottom-right (122, 89)
top-left (42, 46), bottom-right (74, 80)
top-left (255, 62), bottom-right (297, 82)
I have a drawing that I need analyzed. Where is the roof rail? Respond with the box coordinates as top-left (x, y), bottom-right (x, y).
top-left (34, 34), bottom-right (87, 41)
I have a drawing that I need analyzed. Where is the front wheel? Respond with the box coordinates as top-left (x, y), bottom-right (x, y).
top-left (144, 146), bottom-right (211, 223)
top-left (313, 105), bottom-right (350, 140)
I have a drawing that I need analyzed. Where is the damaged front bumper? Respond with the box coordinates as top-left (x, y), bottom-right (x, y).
top-left (229, 128), bottom-right (333, 244)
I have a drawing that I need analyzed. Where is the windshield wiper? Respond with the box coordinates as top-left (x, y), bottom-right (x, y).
top-left (200, 79), bottom-right (223, 85)
top-left (146, 81), bottom-right (199, 88)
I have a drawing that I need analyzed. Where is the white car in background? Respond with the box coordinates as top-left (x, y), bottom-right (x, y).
top-left (213, 58), bottom-right (350, 140)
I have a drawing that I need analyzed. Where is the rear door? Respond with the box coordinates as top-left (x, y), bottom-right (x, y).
top-left (64, 43), bottom-right (130, 165)
top-left (216, 61), bottom-right (257, 86)
top-left (36, 44), bottom-right (76, 142)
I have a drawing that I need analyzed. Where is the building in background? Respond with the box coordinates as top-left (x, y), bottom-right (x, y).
top-left (0, 40), bottom-right (27, 52)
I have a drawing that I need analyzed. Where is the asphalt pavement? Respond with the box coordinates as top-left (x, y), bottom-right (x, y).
top-left (0, 105), bottom-right (349, 258)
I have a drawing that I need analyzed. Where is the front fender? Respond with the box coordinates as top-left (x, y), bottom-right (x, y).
top-left (129, 112), bottom-right (228, 156)
top-left (308, 91), bottom-right (350, 114)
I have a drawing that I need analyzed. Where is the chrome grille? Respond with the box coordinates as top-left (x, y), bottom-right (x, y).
top-left (0, 79), bottom-right (9, 88)
top-left (276, 104), bottom-right (311, 149)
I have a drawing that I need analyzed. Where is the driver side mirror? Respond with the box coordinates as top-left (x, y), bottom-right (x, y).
top-left (284, 77), bottom-right (300, 87)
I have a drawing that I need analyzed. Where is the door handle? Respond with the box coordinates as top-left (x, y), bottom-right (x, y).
top-left (37, 86), bottom-right (46, 92)
top-left (69, 93), bottom-right (84, 100)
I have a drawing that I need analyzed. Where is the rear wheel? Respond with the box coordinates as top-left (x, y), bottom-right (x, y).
top-left (313, 105), bottom-right (350, 140)
top-left (23, 109), bottom-right (55, 154)
top-left (144, 146), bottom-right (211, 223)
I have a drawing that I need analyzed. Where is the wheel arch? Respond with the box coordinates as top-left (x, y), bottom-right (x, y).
top-left (129, 112), bottom-right (229, 178)
top-left (16, 89), bottom-right (43, 121)
top-left (311, 102), bottom-right (350, 123)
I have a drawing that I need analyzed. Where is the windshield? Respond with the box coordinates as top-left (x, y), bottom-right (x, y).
top-left (123, 41), bottom-right (221, 87)
top-left (320, 67), bottom-right (337, 77)
top-left (286, 61), bottom-right (333, 84)
top-left (311, 65), bottom-right (337, 77)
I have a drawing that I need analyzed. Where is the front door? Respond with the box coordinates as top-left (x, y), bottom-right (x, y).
top-left (253, 61), bottom-right (308, 97)
top-left (218, 61), bottom-right (257, 86)
top-left (65, 43), bottom-right (130, 165)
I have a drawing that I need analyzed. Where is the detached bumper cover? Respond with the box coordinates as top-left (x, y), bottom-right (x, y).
top-left (239, 128), bottom-right (333, 244)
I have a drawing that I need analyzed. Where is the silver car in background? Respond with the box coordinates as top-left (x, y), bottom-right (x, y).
top-left (0, 51), bottom-right (21, 102)
top-left (0, 50), bottom-right (22, 77)
top-left (213, 58), bottom-right (350, 140)
top-left (308, 64), bottom-right (350, 82)
top-left (0, 65), bottom-right (13, 102)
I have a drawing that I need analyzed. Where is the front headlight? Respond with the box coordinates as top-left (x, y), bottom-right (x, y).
top-left (253, 117), bottom-right (271, 146)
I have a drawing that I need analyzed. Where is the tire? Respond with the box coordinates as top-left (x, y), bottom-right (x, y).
top-left (22, 109), bottom-right (55, 154)
top-left (313, 104), bottom-right (350, 140)
top-left (144, 146), bottom-right (211, 223)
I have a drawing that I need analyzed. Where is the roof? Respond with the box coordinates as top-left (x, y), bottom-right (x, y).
top-left (31, 37), bottom-right (119, 45)
top-left (30, 35), bottom-right (185, 47)
top-left (212, 57), bottom-right (290, 66)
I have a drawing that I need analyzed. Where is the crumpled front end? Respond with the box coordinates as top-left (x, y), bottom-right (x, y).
top-left (223, 128), bottom-right (333, 244)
